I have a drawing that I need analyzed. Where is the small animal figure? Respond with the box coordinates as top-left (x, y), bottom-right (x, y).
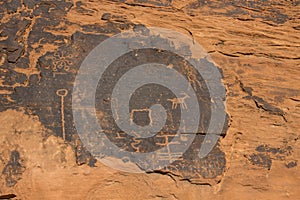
top-left (167, 92), bottom-right (190, 109)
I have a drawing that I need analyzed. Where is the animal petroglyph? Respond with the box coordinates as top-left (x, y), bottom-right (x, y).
top-left (167, 93), bottom-right (190, 109)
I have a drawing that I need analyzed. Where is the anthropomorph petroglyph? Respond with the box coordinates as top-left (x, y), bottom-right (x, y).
top-left (157, 134), bottom-right (183, 162)
top-left (186, 67), bottom-right (202, 92)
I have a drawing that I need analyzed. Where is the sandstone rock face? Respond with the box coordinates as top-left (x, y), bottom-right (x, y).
top-left (0, 0), bottom-right (299, 199)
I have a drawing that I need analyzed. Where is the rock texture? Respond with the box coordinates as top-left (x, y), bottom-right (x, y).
top-left (0, 0), bottom-right (300, 199)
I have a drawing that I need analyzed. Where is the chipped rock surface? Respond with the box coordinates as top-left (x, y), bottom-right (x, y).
top-left (0, 0), bottom-right (300, 199)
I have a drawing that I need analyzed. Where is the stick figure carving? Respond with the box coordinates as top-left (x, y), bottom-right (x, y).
top-left (186, 68), bottom-right (202, 92)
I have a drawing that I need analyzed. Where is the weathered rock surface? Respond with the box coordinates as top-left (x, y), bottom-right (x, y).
top-left (0, 0), bottom-right (299, 199)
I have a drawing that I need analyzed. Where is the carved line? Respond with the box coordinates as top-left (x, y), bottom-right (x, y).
top-left (56, 89), bottom-right (68, 140)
